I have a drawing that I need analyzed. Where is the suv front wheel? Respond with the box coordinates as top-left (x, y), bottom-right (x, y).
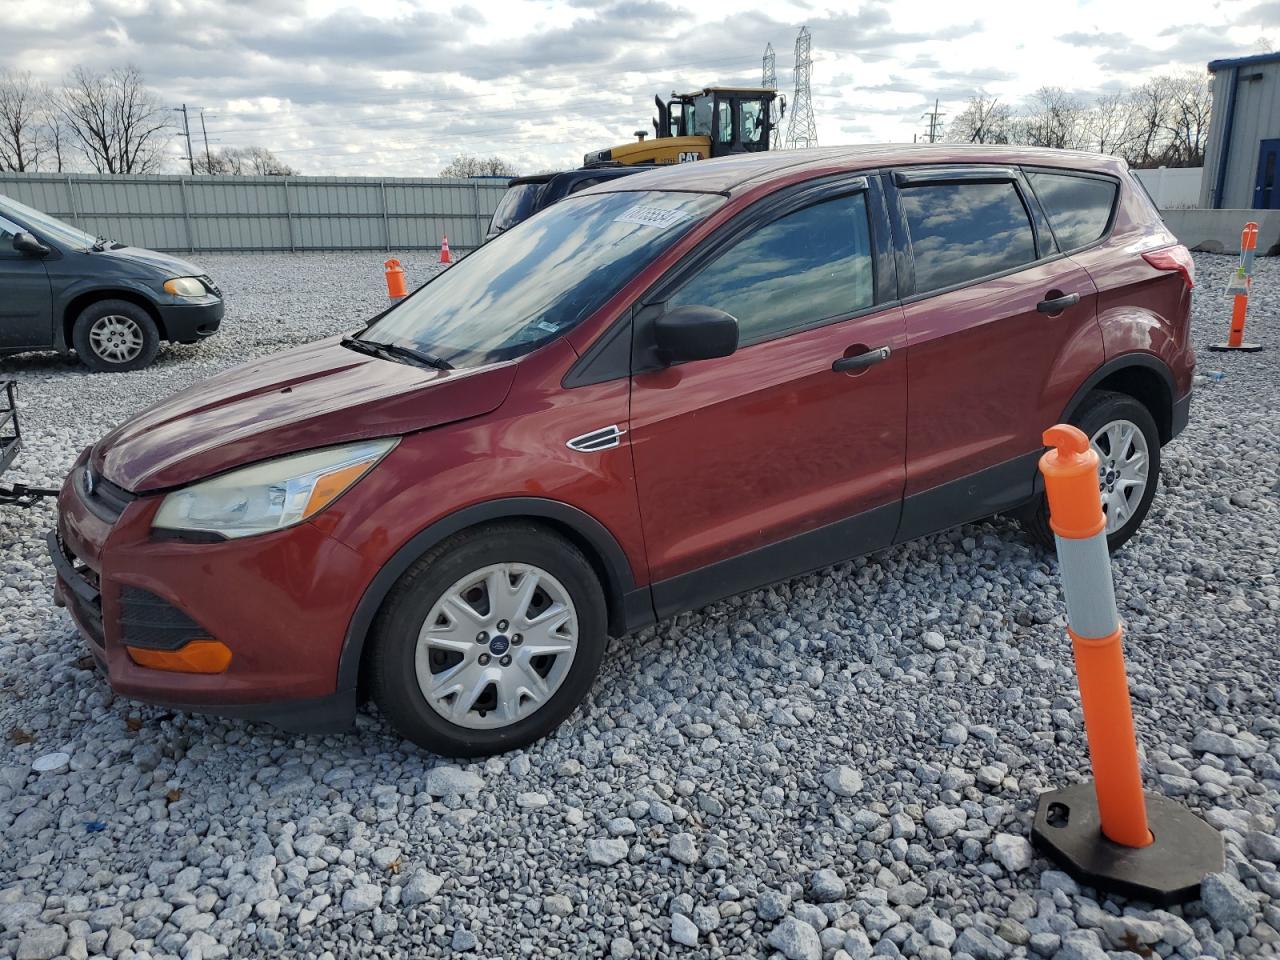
top-left (369, 522), bottom-right (608, 756)
top-left (1022, 389), bottom-right (1161, 552)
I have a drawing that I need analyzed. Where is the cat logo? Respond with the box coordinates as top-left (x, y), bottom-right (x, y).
top-left (677, 151), bottom-right (702, 163)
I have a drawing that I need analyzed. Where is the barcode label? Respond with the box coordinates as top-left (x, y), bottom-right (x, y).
top-left (615, 206), bottom-right (691, 229)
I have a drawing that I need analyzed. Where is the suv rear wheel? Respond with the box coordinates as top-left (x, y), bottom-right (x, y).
top-left (1022, 389), bottom-right (1161, 552)
top-left (72, 299), bottom-right (160, 372)
top-left (369, 522), bottom-right (608, 756)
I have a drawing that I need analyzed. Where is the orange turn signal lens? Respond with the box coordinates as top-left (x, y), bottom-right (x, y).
top-left (303, 461), bottom-right (375, 520)
top-left (126, 640), bottom-right (232, 674)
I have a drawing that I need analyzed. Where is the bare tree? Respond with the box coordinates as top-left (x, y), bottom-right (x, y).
top-left (0, 70), bottom-right (47, 171)
top-left (1162, 71), bottom-right (1212, 167)
top-left (946, 93), bottom-right (1012, 144)
top-left (196, 145), bottom-right (297, 176)
top-left (1085, 91), bottom-right (1137, 157)
top-left (57, 65), bottom-right (171, 174)
top-left (1014, 86), bottom-right (1087, 150)
top-left (1123, 78), bottom-right (1170, 168)
top-left (439, 154), bottom-right (519, 178)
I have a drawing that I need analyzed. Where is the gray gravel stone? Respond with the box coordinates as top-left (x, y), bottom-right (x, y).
top-left (809, 868), bottom-right (846, 902)
top-left (586, 838), bottom-right (629, 866)
top-left (671, 913), bottom-right (699, 946)
top-left (767, 917), bottom-right (823, 960)
top-left (1202, 872), bottom-right (1259, 924)
top-left (990, 833), bottom-right (1033, 871)
top-left (823, 765), bottom-right (863, 797)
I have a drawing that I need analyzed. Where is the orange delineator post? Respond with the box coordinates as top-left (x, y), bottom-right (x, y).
top-left (384, 258), bottom-right (407, 299)
top-left (1039, 424), bottom-right (1152, 848)
top-left (1209, 221), bottom-right (1262, 352)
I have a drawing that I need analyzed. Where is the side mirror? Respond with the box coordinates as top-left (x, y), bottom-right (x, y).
top-left (12, 232), bottom-right (50, 257)
top-left (654, 305), bottom-right (739, 364)
top-left (778, 95), bottom-right (787, 121)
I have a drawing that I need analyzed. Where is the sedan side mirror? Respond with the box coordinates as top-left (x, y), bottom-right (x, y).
top-left (12, 232), bottom-right (50, 257)
top-left (654, 305), bottom-right (739, 364)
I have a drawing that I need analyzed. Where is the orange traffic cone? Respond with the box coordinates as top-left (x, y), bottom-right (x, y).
top-left (440, 235), bottom-right (452, 265)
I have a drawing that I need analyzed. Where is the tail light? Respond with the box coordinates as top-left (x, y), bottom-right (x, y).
top-left (1143, 245), bottom-right (1195, 290)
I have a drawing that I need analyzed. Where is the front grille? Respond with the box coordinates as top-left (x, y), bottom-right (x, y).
top-left (119, 586), bottom-right (209, 651)
top-left (198, 275), bottom-right (222, 298)
top-left (76, 466), bottom-right (136, 524)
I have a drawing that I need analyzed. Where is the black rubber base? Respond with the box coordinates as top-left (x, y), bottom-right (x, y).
top-left (1207, 342), bottom-right (1263, 352)
top-left (1031, 781), bottom-right (1224, 905)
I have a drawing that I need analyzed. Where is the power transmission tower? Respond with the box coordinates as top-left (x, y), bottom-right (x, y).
top-left (921, 98), bottom-right (945, 143)
top-left (785, 26), bottom-right (817, 149)
top-left (762, 43), bottom-right (782, 149)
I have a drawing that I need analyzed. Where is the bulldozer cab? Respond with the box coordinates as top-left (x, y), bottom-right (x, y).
top-left (658, 88), bottom-right (779, 155)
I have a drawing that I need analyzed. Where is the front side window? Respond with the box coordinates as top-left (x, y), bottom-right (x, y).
top-left (900, 180), bottom-right (1037, 294)
top-left (1028, 171), bottom-right (1118, 251)
top-left (667, 192), bottom-right (875, 346)
top-left (692, 96), bottom-right (713, 137)
top-left (368, 190), bottom-right (723, 368)
top-left (0, 215), bottom-right (21, 257)
top-left (488, 183), bottom-right (545, 235)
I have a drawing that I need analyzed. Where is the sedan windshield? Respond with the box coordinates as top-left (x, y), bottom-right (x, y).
top-left (366, 189), bottom-right (723, 367)
top-left (0, 194), bottom-right (97, 250)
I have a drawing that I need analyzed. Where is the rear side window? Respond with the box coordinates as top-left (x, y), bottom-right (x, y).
top-left (668, 193), bottom-right (875, 346)
top-left (1028, 171), bottom-right (1118, 251)
top-left (900, 181), bottom-right (1036, 294)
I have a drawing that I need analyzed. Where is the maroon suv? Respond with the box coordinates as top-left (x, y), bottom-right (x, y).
top-left (51, 145), bottom-right (1195, 756)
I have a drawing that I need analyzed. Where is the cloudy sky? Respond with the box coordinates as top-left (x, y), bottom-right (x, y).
top-left (2, 0), bottom-right (1275, 176)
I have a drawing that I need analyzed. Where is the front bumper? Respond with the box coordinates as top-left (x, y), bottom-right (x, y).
top-left (157, 299), bottom-right (224, 344)
top-left (50, 462), bottom-right (362, 734)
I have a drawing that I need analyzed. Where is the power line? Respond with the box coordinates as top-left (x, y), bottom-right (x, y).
top-left (173, 104), bottom-right (195, 174)
top-left (785, 26), bottom-right (818, 149)
top-left (921, 97), bottom-right (945, 143)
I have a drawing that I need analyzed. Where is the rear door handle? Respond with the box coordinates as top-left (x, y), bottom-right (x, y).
top-left (832, 346), bottom-right (891, 372)
top-left (1037, 292), bottom-right (1081, 314)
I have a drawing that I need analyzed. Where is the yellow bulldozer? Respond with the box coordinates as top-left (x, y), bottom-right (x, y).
top-left (584, 86), bottom-right (784, 166)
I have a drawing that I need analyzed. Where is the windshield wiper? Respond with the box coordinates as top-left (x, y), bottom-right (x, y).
top-left (340, 336), bottom-right (453, 371)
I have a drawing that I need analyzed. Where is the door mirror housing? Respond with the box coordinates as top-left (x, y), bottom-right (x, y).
top-left (654, 305), bottom-right (739, 364)
top-left (12, 232), bottom-right (50, 257)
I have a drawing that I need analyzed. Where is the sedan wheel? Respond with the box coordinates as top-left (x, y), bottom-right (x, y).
top-left (416, 562), bottom-right (579, 730)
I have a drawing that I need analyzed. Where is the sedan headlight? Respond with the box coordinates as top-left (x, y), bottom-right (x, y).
top-left (153, 439), bottom-right (397, 539)
top-left (163, 276), bottom-right (208, 298)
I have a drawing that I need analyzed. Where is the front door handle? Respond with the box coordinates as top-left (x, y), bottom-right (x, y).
top-left (832, 345), bottom-right (891, 373)
top-left (1037, 292), bottom-right (1081, 314)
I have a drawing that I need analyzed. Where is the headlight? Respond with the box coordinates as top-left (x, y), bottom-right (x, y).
top-left (152, 439), bottom-right (397, 539)
top-left (163, 277), bottom-right (207, 297)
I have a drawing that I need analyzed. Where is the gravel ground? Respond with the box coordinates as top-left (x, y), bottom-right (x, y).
top-left (1, 251), bottom-right (1278, 960)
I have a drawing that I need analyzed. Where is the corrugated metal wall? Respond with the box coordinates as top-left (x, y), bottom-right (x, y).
top-left (1201, 58), bottom-right (1280, 209)
top-left (0, 173), bottom-right (508, 253)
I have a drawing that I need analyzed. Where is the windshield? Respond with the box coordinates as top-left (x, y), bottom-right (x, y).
top-left (367, 189), bottom-right (723, 367)
top-left (488, 182), bottom-right (546, 236)
top-left (0, 194), bottom-right (98, 250)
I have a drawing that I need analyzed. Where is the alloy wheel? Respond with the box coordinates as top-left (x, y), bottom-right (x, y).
top-left (1090, 418), bottom-right (1150, 535)
top-left (414, 562), bottom-right (579, 730)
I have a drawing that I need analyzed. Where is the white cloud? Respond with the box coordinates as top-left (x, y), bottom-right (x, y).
top-left (0, 0), bottom-right (1269, 175)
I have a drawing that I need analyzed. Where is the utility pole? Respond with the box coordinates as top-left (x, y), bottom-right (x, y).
top-left (174, 104), bottom-right (195, 174)
top-left (921, 98), bottom-right (945, 143)
top-left (199, 110), bottom-right (213, 174)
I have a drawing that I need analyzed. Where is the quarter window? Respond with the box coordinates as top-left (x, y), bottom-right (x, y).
top-left (668, 193), bottom-right (875, 346)
top-left (1028, 171), bottom-right (1118, 251)
top-left (900, 181), bottom-right (1037, 294)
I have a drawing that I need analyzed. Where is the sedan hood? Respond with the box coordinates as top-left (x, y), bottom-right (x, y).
top-left (93, 336), bottom-right (517, 492)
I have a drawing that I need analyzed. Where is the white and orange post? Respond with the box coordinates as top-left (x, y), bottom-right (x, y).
top-left (384, 258), bottom-right (407, 299)
top-left (1209, 221), bottom-right (1262, 352)
top-left (440, 235), bottom-right (452, 265)
top-left (1031, 424), bottom-right (1223, 904)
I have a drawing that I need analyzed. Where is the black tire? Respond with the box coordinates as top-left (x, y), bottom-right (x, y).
top-left (1021, 389), bottom-right (1161, 553)
top-left (369, 522), bottom-right (608, 757)
top-left (71, 299), bottom-right (160, 372)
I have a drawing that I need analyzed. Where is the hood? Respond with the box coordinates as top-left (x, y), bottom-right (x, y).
top-left (92, 244), bottom-right (207, 278)
top-left (93, 336), bottom-right (517, 492)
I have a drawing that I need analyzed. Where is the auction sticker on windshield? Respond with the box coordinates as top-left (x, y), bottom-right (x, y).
top-left (614, 206), bottom-right (692, 229)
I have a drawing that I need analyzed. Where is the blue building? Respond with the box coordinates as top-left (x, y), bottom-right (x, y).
top-left (1201, 51), bottom-right (1280, 210)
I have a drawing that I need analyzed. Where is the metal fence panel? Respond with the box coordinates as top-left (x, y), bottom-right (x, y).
top-left (0, 172), bottom-right (507, 253)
